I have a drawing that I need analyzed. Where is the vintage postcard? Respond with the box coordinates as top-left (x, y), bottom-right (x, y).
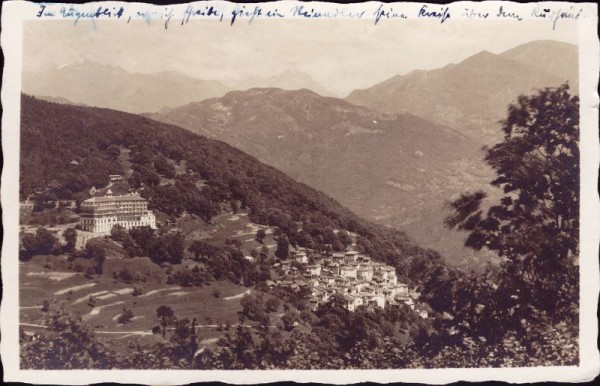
top-left (1, 0), bottom-right (599, 384)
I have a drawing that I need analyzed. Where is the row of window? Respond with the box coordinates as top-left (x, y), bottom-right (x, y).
top-left (82, 220), bottom-right (156, 232)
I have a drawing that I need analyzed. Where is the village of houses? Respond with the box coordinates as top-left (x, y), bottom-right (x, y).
top-left (269, 248), bottom-right (429, 318)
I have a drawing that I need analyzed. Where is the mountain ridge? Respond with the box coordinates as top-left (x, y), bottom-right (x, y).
top-left (345, 40), bottom-right (578, 145)
top-left (22, 63), bottom-right (230, 114)
top-left (228, 69), bottom-right (336, 97)
top-left (147, 87), bottom-right (498, 269)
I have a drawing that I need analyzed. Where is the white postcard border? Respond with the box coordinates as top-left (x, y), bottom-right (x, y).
top-left (2, 1), bottom-right (599, 384)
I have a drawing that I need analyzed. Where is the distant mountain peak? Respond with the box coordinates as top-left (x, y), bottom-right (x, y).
top-left (504, 39), bottom-right (577, 52)
top-left (231, 69), bottom-right (335, 97)
top-left (57, 59), bottom-right (124, 72)
top-left (460, 49), bottom-right (499, 64)
top-left (23, 61), bottom-right (230, 114)
top-left (345, 39), bottom-right (577, 146)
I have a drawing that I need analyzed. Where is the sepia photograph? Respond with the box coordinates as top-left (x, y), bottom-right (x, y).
top-left (1, 0), bottom-right (599, 383)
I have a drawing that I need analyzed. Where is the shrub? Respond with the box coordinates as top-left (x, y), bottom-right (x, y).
top-left (132, 286), bottom-right (143, 297)
top-left (118, 309), bottom-right (134, 324)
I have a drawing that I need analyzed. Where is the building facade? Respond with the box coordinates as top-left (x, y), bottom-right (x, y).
top-left (79, 193), bottom-right (156, 233)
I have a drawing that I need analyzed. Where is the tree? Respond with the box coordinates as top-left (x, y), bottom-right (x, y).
top-left (275, 236), bottom-right (289, 260)
top-left (22, 228), bottom-right (58, 258)
top-left (446, 84), bottom-right (579, 322)
top-left (154, 155), bottom-right (176, 179)
top-left (110, 224), bottom-right (128, 242)
top-left (230, 199), bottom-right (239, 214)
top-left (129, 226), bottom-right (155, 255)
top-left (114, 268), bottom-right (134, 283)
top-left (265, 297), bottom-right (280, 313)
top-left (255, 229), bottom-right (266, 243)
top-left (259, 245), bottom-right (269, 260)
top-left (338, 231), bottom-right (352, 249)
top-left (156, 305), bottom-right (176, 338)
top-left (188, 240), bottom-right (218, 261)
top-left (118, 308), bottom-right (134, 324)
top-left (240, 294), bottom-right (265, 321)
top-left (105, 144), bottom-right (122, 160)
top-left (85, 243), bottom-right (106, 275)
top-left (20, 304), bottom-right (120, 369)
top-left (62, 228), bottom-right (77, 253)
top-left (281, 309), bottom-right (300, 331)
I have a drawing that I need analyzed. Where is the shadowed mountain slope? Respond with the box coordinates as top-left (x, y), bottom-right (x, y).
top-left (148, 88), bottom-right (498, 268)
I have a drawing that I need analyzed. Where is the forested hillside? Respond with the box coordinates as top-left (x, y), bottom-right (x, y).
top-left (147, 87), bottom-right (496, 269)
top-left (20, 94), bottom-right (447, 286)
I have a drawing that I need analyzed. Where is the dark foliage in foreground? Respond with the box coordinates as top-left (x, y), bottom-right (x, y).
top-left (446, 84), bottom-right (579, 319)
top-left (21, 300), bottom-right (577, 369)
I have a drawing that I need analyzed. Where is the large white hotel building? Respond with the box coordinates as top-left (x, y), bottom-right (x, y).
top-left (79, 192), bottom-right (156, 233)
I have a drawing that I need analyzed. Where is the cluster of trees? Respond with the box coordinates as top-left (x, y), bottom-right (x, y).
top-left (20, 227), bottom-right (78, 261)
top-left (167, 266), bottom-right (211, 287)
top-left (111, 226), bottom-right (271, 288)
top-left (110, 225), bottom-right (184, 265)
top-left (20, 228), bottom-right (60, 259)
top-left (239, 293), bottom-right (280, 326)
top-left (20, 303), bottom-right (120, 369)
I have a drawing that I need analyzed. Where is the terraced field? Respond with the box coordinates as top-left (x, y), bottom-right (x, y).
top-left (19, 254), bottom-right (280, 353)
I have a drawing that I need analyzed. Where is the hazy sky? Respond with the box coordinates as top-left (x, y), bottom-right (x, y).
top-left (23, 19), bottom-right (577, 96)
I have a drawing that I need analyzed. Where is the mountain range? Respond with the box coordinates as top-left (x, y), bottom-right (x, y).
top-left (21, 40), bottom-right (577, 269)
top-left (22, 60), bottom-right (231, 114)
top-left (346, 40), bottom-right (578, 145)
top-left (147, 40), bottom-right (577, 268)
top-left (22, 63), bottom-right (335, 113)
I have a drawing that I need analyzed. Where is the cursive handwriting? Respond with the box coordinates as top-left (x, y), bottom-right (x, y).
top-left (58, 5), bottom-right (125, 25)
top-left (418, 5), bottom-right (451, 24)
top-left (496, 6), bottom-right (523, 21)
top-left (127, 8), bottom-right (175, 29)
top-left (181, 4), bottom-right (222, 25)
top-left (32, 2), bottom-right (582, 30)
top-left (532, 5), bottom-right (583, 30)
top-left (230, 5), bottom-right (284, 25)
top-left (373, 4), bottom-right (407, 25)
top-left (290, 5), bottom-right (365, 20)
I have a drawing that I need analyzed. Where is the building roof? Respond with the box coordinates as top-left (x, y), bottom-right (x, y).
top-left (82, 193), bottom-right (146, 204)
